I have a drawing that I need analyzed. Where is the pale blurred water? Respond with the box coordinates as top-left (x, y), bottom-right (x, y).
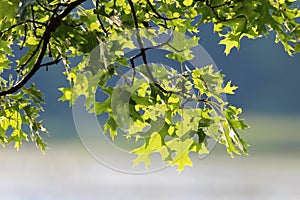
top-left (1, 142), bottom-right (299, 200)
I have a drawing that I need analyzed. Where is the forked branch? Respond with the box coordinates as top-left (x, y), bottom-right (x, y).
top-left (0, 0), bottom-right (86, 97)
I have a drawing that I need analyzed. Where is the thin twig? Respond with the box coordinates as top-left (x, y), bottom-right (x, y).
top-left (195, 0), bottom-right (231, 21)
top-left (127, 1), bottom-right (186, 94)
top-left (206, 0), bottom-right (232, 21)
top-left (40, 54), bottom-right (62, 71)
top-left (128, 0), bottom-right (157, 83)
top-left (145, 0), bottom-right (179, 21)
top-left (36, 0), bottom-right (60, 13)
top-left (16, 39), bottom-right (43, 73)
top-left (31, 5), bottom-right (39, 37)
top-left (0, 20), bottom-right (46, 36)
top-left (96, 0), bottom-right (108, 36)
top-left (20, 24), bottom-right (28, 50)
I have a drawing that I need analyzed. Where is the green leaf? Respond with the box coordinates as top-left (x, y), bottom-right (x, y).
top-left (219, 34), bottom-right (241, 55)
top-left (224, 81), bottom-right (238, 94)
top-left (104, 115), bottom-right (118, 140)
top-left (183, 0), bottom-right (193, 7)
top-left (168, 138), bottom-right (194, 173)
top-left (132, 133), bottom-right (162, 169)
top-left (190, 142), bottom-right (209, 155)
top-left (58, 88), bottom-right (73, 104)
top-left (94, 98), bottom-right (111, 114)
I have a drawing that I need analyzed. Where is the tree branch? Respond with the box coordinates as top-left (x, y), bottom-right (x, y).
top-left (127, 1), bottom-right (188, 95)
top-left (128, 0), bottom-right (139, 29)
top-left (20, 24), bottom-right (28, 50)
top-left (0, 0), bottom-right (86, 97)
top-left (145, 0), bottom-right (179, 21)
top-left (40, 54), bottom-right (62, 71)
top-left (128, 0), bottom-right (158, 84)
top-left (16, 39), bottom-right (43, 73)
top-left (0, 20), bottom-right (46, 36)
top-left (96, 0), bottom-right (108, 36)
top-left (195, 0), bottom-right (231, 21)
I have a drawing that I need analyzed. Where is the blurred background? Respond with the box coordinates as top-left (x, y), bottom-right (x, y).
top-left (1, 7), bottom-right (300, 200)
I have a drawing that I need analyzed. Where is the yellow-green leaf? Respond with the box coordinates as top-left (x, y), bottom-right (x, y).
top-left (183, 0), bottom-right (193, 6)
top-left (224, 81), bottom-right (238, 94)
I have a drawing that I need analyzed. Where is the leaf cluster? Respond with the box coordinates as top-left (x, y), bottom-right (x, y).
top-left (58, 29), bottom-right (249, 172)
top-left (0, 0), bottom-right (299, 171)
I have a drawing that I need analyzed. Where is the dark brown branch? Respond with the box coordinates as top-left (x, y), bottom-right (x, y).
top-left (5, 38), bottom-right (48, 96)
top-left (0, 0), bottom-right (86, 97)
top-left (205, 0), bottom-right (224, 21)
top-left (16, 39), bottom-right (43, 73)
top-left (154, 80), bottom-right (208, 103)
top-left (127, 1), bottom-right (184, 94)
top-left (20, 24), bottom-right (28, 50)
top-left (125, 1), bottom-right (206, 103)
top-left (40, 55), bottom-right (61, 71)
top-left (96, 0), bottom-right (108, 36)
top-left (128, 0), bottom-right (139, 29)
top-left (128, 30), bottom-right (182, 80)
top-left (0, 20), bottom-right (46, 36)
top-left (128, 0), bottom-right (158, 84)
top-left (58, 0), bottom-right (85, 20)
top-left (97, 15), bottom-right (108, 36)
top-left (31, 5), bottom-right (37, 37)
top-left (129, 57), bottom-right (136, 86)
top-left (129, 31), bottom-right (174, 62)
top-left (195, 0), bottom-right (231, 21)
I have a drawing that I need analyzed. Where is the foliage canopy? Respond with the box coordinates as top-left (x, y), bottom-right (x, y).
top-left (0, 0), bottom-right (299, 172)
